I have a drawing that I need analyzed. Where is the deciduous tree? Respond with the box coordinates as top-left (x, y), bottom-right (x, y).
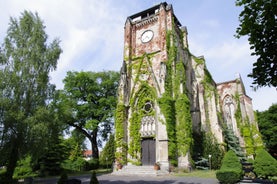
top-left (0, 11), bottom-right (61, 181)
top-left (236, 0), bottom-right (277, 88)
top-left (256, 104), bottom-right (277, 158)
top-left (60, 71), bottom-right (119, 159)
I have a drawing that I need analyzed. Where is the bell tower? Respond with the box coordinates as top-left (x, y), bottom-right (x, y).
top-left (115, 2), bottom-right (190, 172)
top-left (115, 1), bottom-right (263, 174)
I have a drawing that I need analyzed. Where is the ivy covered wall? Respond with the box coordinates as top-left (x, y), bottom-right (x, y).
top-left (114, 2), bottom-right (262, 172)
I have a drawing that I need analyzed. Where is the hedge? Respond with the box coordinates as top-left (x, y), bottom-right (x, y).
top-left (216, 150), bottom-right (243, 184)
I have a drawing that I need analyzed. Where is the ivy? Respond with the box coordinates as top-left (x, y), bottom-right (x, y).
top-left (192, 56), bottom-right (205, 65)
top-left (128, 111), bottom-right (141, 164)
top-left (158, 28), bottom-right (194, 167)
top-left (114, 103), bottom-right (127, 165)
top-left (233, 93), bottom-right (264, 156)
top-left (128, 84), bottom-right (156, 165)
top-left (176, 94), bottom-right (192, 156)
top-left (158, 94), bottom-right (177, 166)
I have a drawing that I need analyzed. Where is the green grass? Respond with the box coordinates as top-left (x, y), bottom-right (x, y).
top-left (174, 169), bottom-right (217, 178)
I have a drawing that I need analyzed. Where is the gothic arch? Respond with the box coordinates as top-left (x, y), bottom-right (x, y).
top-left (223, 95), bottom-right (238, 134)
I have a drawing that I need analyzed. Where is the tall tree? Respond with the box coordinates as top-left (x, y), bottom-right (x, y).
top-left (236, 0), bottom-right (277, 88)
top-left (256, 104), bottom-right (277, 158)
top-left (60, 71), bottom-right (119, 159)
top-left (0, 11), bottom-right (61, 181)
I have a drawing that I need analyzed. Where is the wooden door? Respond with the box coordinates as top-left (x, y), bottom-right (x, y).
top-left (141, 138), bottom-right (156, 165)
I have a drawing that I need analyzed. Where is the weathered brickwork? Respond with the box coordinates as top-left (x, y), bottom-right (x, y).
top-left (114, 2), bottom-right (262, 173)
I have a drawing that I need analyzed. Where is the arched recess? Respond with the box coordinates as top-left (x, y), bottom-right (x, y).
top-left (128, 83), bottom-right (157, 165)
top-left (223, 95), bottom-right (238, 134)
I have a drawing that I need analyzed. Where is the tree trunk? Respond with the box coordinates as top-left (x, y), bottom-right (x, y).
top-left (90, 130), bottom-right (99, 159)
top-left (4, 139), bottom-right (19, 182)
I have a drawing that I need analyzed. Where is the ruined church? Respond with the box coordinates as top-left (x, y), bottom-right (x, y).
top-left (114, 2), bottom-right (263, 173)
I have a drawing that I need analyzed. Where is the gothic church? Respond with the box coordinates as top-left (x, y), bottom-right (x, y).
top-left (114, 2), bottom-right (263, 173)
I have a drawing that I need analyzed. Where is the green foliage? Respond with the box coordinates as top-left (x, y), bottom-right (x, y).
top-left (99, 134), bottom-right (115, 168)
top-left (87, 159), bottom-right (100, 170)
top-left (216, 150), bottom-right (243, 184)
top-left (236, 0), bottom-right (277, 88)
top-left (60, 71), bottom-right (120, 159)
top-left (194, 157), bottom-right (209, 170)
top-left (156, 30), bottom-right (178, 166)
top-left (158, 94), bottom-right (177, 166)
top-left (62, 157), bottom-right (86, 172)
top-left (223, 126), bottom-right (245, 158)
top-left (203, 133), bottom-right (224, 169)
top-left (256, 104), bottom-right (277, 157)
top-left (253, 149), bottom-right (277, 179)
top-left (234, 95), bottom-right (264, 157)
top-left (90, 171), bottom-right (99, 184)
top-left (175, 94), bottom-right (192, 157)
top-left (38, 139), bottom-right (67, 176)
top-left (220, 150), bottom-right (242, 170)
top-left (128, 84), bottom-right (156, 165)
top-left (128, 111), bottom-right (141, 163)
top-left (13, 155), bottom-right (34, 179)
top-left (114, 103), bottom-right (127, 165)
top-left (216, 170), bottom-right (242, 184)
top-left (0, 10), bottom-right (62, 180)
top-left (193, 131), bottom-right (224, 170)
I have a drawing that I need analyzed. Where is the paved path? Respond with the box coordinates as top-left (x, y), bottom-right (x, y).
top-left (33, 173), bottom-right (218, 184)
top-left (96, 174), bottom-right (218, 184)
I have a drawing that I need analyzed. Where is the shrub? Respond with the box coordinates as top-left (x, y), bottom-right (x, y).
top-left (86, 159), bottom-right (99, 170)
top-left (216, 150), bottom-right (243, 184)
top-left (62, 157), bottom-right (88, 171)
top-left (254, 149), bottom-right (277, 179)
top-left (13, 155), bottom-right (34, 179)
top-left (216, 170), bottom-right (241, 184)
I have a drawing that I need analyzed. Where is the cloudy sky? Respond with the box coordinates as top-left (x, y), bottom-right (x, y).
top-left (0, 0), bottom-right (276, 111)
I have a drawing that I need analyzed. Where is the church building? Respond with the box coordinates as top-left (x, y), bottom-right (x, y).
top-left (114, 2), bottom-right (263, 174)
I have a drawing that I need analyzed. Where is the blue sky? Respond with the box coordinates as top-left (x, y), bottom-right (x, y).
top-left (0, 0), bottom-right (276, 111)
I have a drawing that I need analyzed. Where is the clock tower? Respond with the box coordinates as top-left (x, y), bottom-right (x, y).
top-left (115, 2), bottom-right (191, 172)
top-left (114, 1), bottom-right (263, 175)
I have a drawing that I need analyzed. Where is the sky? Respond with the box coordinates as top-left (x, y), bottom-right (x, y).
top-left (0, 0), bottom-right (276, 111)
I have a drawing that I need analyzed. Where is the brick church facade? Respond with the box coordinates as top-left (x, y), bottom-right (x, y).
top-left (114, 2), bottom-right (263, 173)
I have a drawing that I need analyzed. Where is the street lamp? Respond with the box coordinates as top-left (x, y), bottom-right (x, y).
top-left (208, 154), bottom-right (212, 170)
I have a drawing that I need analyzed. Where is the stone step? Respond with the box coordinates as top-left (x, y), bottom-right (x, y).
top-left (112, 165), bottom-right (159, 176)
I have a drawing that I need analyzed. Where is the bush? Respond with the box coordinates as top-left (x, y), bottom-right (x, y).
top-left (216, 150), bottom-right (242, 184)
top-left (13, 155), bottom-right (34, 179)
top-left (62, 157), bottom-right (87, 171)
top-left (86, 159), bottom-right (99, 170)
top-left (254, 149), bottom-right (277, 179)
top-left (216, 170), bottom-right (242, 184)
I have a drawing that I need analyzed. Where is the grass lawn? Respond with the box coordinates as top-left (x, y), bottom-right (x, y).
top-left (174, 169), bottom-right (217, 179)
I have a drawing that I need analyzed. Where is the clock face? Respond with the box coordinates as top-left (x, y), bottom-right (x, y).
top-left (141, 30), bottom-right (154, 43)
